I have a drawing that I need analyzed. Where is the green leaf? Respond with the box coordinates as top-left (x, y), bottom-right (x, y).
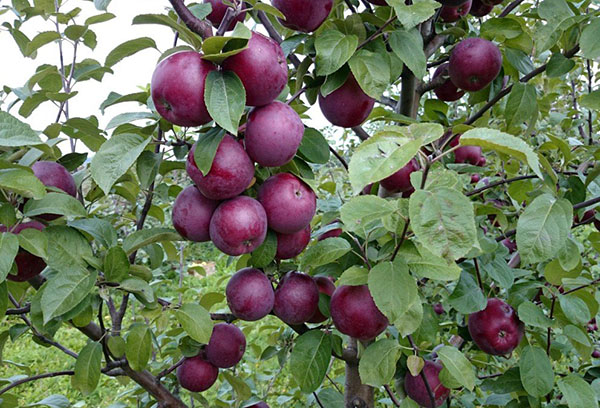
top-left (192, 128), bottom-right (226, 177)
top-left (559, 295), bottom-right (591, 325)
top-left (120, 278), bottom-right (155, 304)
top-left (103, 246), bottom-right (129, 282)
top-left (201, 24), bottom-right (251, 63)
top-left (0, 233), bottom-right (19, 283)
top-left (0, 282), bottom-right (7, 321)
top-left (24, 192), bottom-right (87, 218)
top-left (301, 237), bottom-right (351, 268)
top-left (564, 325), bottom-right (592, 359)
top-left (204, 71), bottom-right (245, 135)
top-left (340, 195), bottom-right (396, 233)
top-left (297, 128), bottom-right (330, 164)
top-left (289, 330), bottom-right (332, 393)
top-left (175, 304), bottom-right (213, 344)
top-left (581, 18), bottom-right (600, 59)
top-left (505, 83), bottom-right (537, 131)
top-left (0, 168), bottom-right (46, 199)
top-left (105, 111), bottom-right (155, 129)
top-left (546, 52), bottom-right (576, 77)
top-left (395, 296), bottom-right (423, 336)
top-left (85, 12), bottom-right (116, 25)
top-left (368, 260), bottom-right (417, 328)
top-left (41, 269), bottom-right (98, 324)
top-left (338, 266), bottom-right (369, 286)
top-left (437, 346), bottom-right (476, 390)
top-left (126, 323), bottom-right (152, 371)
top-left (90, 133), bottom-right (151, 195)
top-left (25, 394), bottom-right (70, 408)
top-left (122, 228), bottom-right (181, 255)
top-left (221, 372), bottom-right (252, 401)
top-left (250, 230), bottom-right (277, 268)
top-left (517, 301), bottom-right (552, 328)
top-left (72, 342), bottom-right (102, 395)
top-left (516, 194), bottom-right (572, 264)
top-left (409, 187), bottom-right (477, 260)
top-left (397, 243), bottom-right (461, 281)
top-left (389, 29), bottom-right (427, 79)
top-left (68, 218), bottom-right (117, 249)
top-left (558, 374), bottom-right (598, 408)
top-left (25, 31), bottom-right (60, 56)
top-left (387, 0), bottom-right (440, 30)
top-left (358, 339), bottom-right (401, 387)
top-left (348, 49), bottom-right (390, 99)
top-left (460, 127), bottom-right (542, 179)
top-left (519, 346), bottom-right (554, 398)
top-left (481, 367), bottom-right (524, 394)
top-left (315, 30), bottom-right (358, 76)
top-left (0, 111), bottom-right (43, 146)
top-left (105, 37), bottom-right (157, 67)
top-left (44, 226), bottom-right (93, 276)
top-left (99, 91), bottom-right (148, 114)
top-left (448, 271), bottom-right (486, 314)
top-left (580, 91), bottom-right (600, 110)
top-left (136, 151), bottom-right (161, 190)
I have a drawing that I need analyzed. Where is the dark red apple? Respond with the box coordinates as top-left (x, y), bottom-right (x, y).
top-left (433, 63), bottom-right (465, 102)
top-left (307, 276), bottom-right (336, 323)
top-left (272, 0), bottom-right (333, 32)
top-left (209, 196), bottom-right (267, 256)
top-left (469, 0), bottom-right (494, 15)
top-left (501, 238), bottom-right (517, 253)
top-left (205, 323), bottom-right (246, 368)
top-left (404, 360), bottom-right (451, 408)
top-left (449, 38), bottom-right (502, 92)
top-left (380, 159), bottom-right (419, 193)
top-left (273, 271), bottom-right (319, 325)
top-left (330, 285), bottom-right (389, 341)
top-left (437, 0), bottom-right (473, 6)
top-left (450, 135), bottom-right (484, 165)
top-left (0, 221), bottom-right (46, 282)
top-left (361, 183), bottom-right (375, 195)
top-left (318, 228), bottom-right (342, 241)
top-left (248, 403), bottom-right (269, 408)
top-left (468, 298), bottom-right (524, 355)
top-left (275, 225), bottom-right (311, 260)
top-left (151, 51), bottom-right (216, 126)
top-left (244, 101), bottom-right (304, 167)
top-left (176, 354), bottom-right (219, 392)
top-left (574, 209), bottom-right (595, 224)
top-left (433, 303), bottom-right (445, 315)
top-left (226, 268), bottom-right (274, 321)
top-left (172, 186), bottom-right (219, 242)
top-left (222, 32), bottom-right (288, 107)
top-left (593, 350), bottom-right (600, 358)
top-left (319, 73), bottom-right (375, 128)
top-left (186, 135), bottom-right (255, 200)
top-left (257, 173), bottom-right (316, 234)
top-left (440, 0), bottom-right (472, 22)
top-left (32, 161), bottom-right (77, 197)
top-left (594, 218), bottom-right (600, 232)
top-left (471, 174), bottom-right (480, 183)
top-left (482, 0), bottom-right (503, 5)
top-left (203, 0), bottom-right (246, 31)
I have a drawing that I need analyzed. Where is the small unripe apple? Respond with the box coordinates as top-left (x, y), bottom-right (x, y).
top-left (226, 268), bottom-right (274, 321)
top-left (0, 221), bottom-right (46, 282)
top-left (330, 285), bottom-right (389, 341)
top-left (209, 196), bottom-right (267, 256)
top-left (449, 38), bottom-right (502, 92)
top-left (151, 51), bottom-right (216, 127)
top-left (272, 0), bottom-right (333, 32)
top-left (469, 0), bottom-right (494, 15)
top-left (440, 0), bottom-right (472, 22)
top-left (275, 225), bottom-right (311, 260)
top-left (380, 159), bottom-right (419, 193)
top-left (307, 276), bottom-right (336, 323)
top-left (205, 323), bottom-right (246, 368)
top-left (203, 0), bottom-right (246, 31)
top-left (186, 135), bottom-right (255, 200)
top-left (433, 63), bottom-right (465, 102)
top-left (176, 355), bottom-right (219, 392)
top-left (468, 298), bottom-right (524, 355)
top-left (319, 73), bottom-right (375, 128)
top-left (244, 101), bottom-right (304, 167)
top-left (404, 360), bottom-right (450, 408)
top-left (172, 186), bottom-right (219, 242)
top-left (273, 271), bottom-right (319, 325)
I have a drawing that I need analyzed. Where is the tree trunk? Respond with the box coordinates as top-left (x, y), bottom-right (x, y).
top-left (344, 338), bottom-right (374, 408)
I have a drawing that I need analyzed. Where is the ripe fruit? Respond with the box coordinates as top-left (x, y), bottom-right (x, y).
top-left (501, 238), bottom-right (517, 253)
top-left (272, 0), bottom-right (333, 32)
top-left (404, 360), bottom-right (450, 408)
top-left (273, 271), bottom-right (319, 325)
top-left (203, 0), bottom-right (246, 31)
top-left (209, 196), bottom-right (267, 256)
top-left (330, 285), bottom-right (389, 341)
top-left (440, 0), bottom-right (472, 22)
top-left (275, 225), bottom-right (311, 260)
top-left (361, 183), bottom-right (375, 195)
top-left (433, 63), bottom-right (465, 102)
top-left (468, 298), bottom-right (524, 355)
top-left (380, 159), bottom-right (419, 193)
top-left (469, 0), bottom-right (494, 15)
top-left (437, 0), bottom-right (473, 6)
top-left (593, 349), bottom-right (600, 358)
top-left (574, 209), bottom-right (595, 224)
top-left (248, 403), bottom-right (269, 408)
top-left (176, 355), bottom-right (219, 392)
top-left (205, 323), bottom-right (246, 368)
top-left (244, 101), bottom-right (304, 167)
top-left (482, 0), bottom-right (503, 5)
top-left (226, 268), bottom-right (274, 321)
top-left (186, 135), bottom-right (255, 200)
top-left (307, 276), bottom-right (336, 323)
top-left (449, 38), bottom-right (502, 92)
top-left (319, 73), bottom-right (375, 128)
top-left (172, 186), bottom-right (219, 242)
top-left (0, 221), bottom-right (46, 282)
top-left (32, 161), bottom-right (77, 197)
top-left (258, 173), bottom-right (316, 234)
top-left (318, 227), bottom-right (342, 241)
top-left (151, 51), bottom-right (216, 126)
top-left (471, 174), bottom-right (480, 183)
top-left (433, 303), bottom-right (445, 315)
top-left (222, 32), bottom-right (287, 107)
top-left (450, 135), bottom-right (484, 165)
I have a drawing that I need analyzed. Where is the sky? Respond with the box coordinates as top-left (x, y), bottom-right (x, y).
top-left (0, 0), bottom-right (331, 153)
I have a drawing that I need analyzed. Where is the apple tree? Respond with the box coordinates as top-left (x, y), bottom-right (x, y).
top-left (1, 0), bottom-right (600, 407)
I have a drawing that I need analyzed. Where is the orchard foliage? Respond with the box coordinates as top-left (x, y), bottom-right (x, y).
top-left (0, 0), bottom-right (600, 407)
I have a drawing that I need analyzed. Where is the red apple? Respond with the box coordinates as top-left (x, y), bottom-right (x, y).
top-left (32, 161), bottom-right (77, 197)
top-left (380, 159), bottom-right (419, 193)
top-left (469, 0), bottom-right (494, 15)
top-left (272, 0), bottom-right (333, 32)
top-left (501, 238), bottom-right (517, 253)
top-left (593, 350), bottom-right (600, 358)
top-left (275, 225), bottom-right (311, 260)
top-left (244, 101), bottom-right (304, 167)
top-left (307, 276), bottom-right (336, 323)
top-left (205, 323), bottom-right (246, 368)
top-left (330, 285), bottom-right (389, 341)
top-left (176, 354), bottom-right (219, 392)
top-left (222, 32), bottom-right (288, 107)
top-left (248, 403), bottom-right (269, 408)
top-left (471, 174), bottom-right (480, 183)
top-left (186, 135), bottom-right (255, 200)
top-left (404, 360), bottom-right (450, 408)
top-left (172, 186), bottom-right (219, 242)
top-left (449, 38), bottom-right (502, 92)
top-left (318, 228), bottom-right (342, 241)
top-left (273, 271), bottom-right (319, 325)
top-left (226, 268), bottom-right (275, 321)
top-left (203, 0), bottom-right (246, 31)
top-left (151, 51), bottom-right (216, 127)
top-left (574, 209), bottom-right (595, 224)
top-left (257, 173), bottom-right (316, 234)
top-left (209, 196), bottom-right (268, 256)
top-left (433, 303), bottom-right (445, 315)
top-left (0, 221), bottom-right (46, 282)
top-left (440, 0), bottom-right (472, 22)
top-left (468, 298), bottom-right (524, 355)
top-left (433, 63), bottom-right (465, 102)
top-left (319, 73), bottom-right (375, 128)
top-left (482, 0), bottom-right (503, 5)
top-left (450, 135), bottom-right (484, 165)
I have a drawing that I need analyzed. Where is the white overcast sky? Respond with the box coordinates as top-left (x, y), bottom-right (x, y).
top-left (0, 0), bottom-right (331, 153)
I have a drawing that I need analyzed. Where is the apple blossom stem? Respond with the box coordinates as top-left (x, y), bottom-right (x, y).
top-left (384, 384), bottom-right (401, 407)
top-left (407, 335), bottom-right (437, 408)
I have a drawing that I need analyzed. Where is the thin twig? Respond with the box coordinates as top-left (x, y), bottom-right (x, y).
top-left (546, 296), bottom-right (556, 355)
top-left (157, 358), bottom-right (185, 380)
top-left (499, 0), bottom-right (525, 17)
top-left (168, 0), bottom-right (213, 38)
top-left (384, 384), bottom-right (401, 407)
top-left (255, 10), bottom-right (301, 68)
top-left (473, 258), bottom-right (484, 291)
top-left (357, 17), bottom-right (396, 50)
top-left (329, 146), bottom-right (348, 170)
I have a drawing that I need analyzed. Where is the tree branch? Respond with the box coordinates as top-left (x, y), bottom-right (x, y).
top-left (384, 384), bottom-right (401, 407)
top-left (168, 0), bottom-right (213, 39)
top-left (499, 0), bottom-right (525, 17)
top-left (352, 126), bottom-right (370, 141)
top-left (329, 146), bottom-right (349, 171)
top-left (357, 17), bottom-right (396, 50)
